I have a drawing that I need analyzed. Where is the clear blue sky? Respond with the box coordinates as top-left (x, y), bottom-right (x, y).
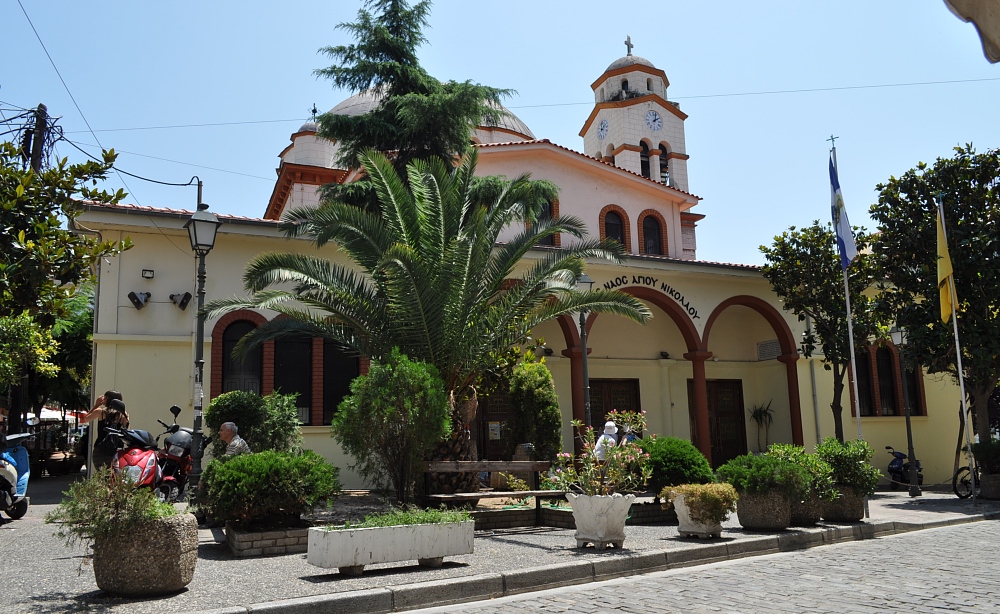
top-left (5, 1), bottom-right (997, 265)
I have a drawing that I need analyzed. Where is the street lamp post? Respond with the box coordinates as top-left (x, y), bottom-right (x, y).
top-left (183, 201), bottom-right (221, 498)
top-left (576, 273), bottom-right (595, 429)
top-left (889, 326), bottom-right (922, 497)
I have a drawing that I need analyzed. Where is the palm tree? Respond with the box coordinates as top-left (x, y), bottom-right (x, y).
top-left (206, 149), bottom-right (650, 418)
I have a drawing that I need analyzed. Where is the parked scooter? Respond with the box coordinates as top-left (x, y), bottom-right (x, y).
top-left (885, 445), bottom-right (923, 490)
top-left (155, 405), bottom-right (193, 503)
top-left (107, 426), bottom-right (162, 490)
top-left (0, 432), bottom-right (32, 520)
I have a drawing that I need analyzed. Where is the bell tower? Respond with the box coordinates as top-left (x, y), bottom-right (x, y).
top-left (580, 38), bottom-right (690, 193)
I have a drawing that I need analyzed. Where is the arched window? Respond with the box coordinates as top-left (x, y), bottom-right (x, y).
top-left (599, 87), bottom-right (605, 102)
top-left (855, 347), bottom-right (874, 416)
top-left (876, 347), bottom-right (898, 415)
top-left (221, 321), bottom-right (262, 394)
top-left (323, 340), bottom-right (359, 425)
top-left (640, 142), bottom-right (651, 179)
top-left (643, 216), bottom-right (662, 255)
top-left (621, 79), bottom-right (629, 92)
top-left (274, 334), bottom-right (313, 424)
top-left (535, 200), bottom-right (555, 246)
top-left (646, 78), bottom-right (653, 91)
top-left (659, 143), bottom-right (671, 185)
top-left (605, 211), bottom-right (625, 245)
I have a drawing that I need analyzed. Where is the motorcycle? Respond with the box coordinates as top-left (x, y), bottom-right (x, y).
top-left (885, 445), bottom-right (923, 490)
top-left (0, 432), bottom-right (32, 520)
top-left (107, 426), bottom-right (162, 490)
top-left (155, 405), bottom-right (193, 503)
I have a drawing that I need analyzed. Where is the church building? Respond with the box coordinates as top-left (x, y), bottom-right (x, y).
top-left (77, 42), bottom-right (961, 488)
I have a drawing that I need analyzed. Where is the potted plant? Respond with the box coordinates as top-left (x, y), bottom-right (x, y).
top-left (970, 439), bottom-right (1000, 500)
top-left (547, 417), bottom-right (652, 549)
top-left (766, 443), bottom-right (838, 526)
top-left (717, 453), bottom-right (809, 531)
top-left (660, 483), bottom-right (738, 538)
top-left (45, 467), bottom-right (197, 595)
top-left (307, 507), bottom-right (473, 575)
top-left (638, 434), bottom-right (714, 499)
top-left (815, 437), bottom-right (881, 522)
top-left (748, 401), bottom-right (774, 452)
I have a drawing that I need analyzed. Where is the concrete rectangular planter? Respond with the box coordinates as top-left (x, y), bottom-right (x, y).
top-left (307, 521), bottom-right (474, 575)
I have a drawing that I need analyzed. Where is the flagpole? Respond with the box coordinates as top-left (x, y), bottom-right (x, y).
top-left (831, 142), bottom-right (868, 518)
top-left (937, 195), bottom-right (976, 503)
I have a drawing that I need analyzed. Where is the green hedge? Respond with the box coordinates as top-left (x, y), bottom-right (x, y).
top-left (716, 453), bottom-right (809, 499)
top-left (638, 436), bottom-right (714, 494)
top-left (205, 390), bottom-right (302, 457)
top-left (200, 450), bottom-right (340, 525)
top-left (814, 437), bottom-right (881, 496)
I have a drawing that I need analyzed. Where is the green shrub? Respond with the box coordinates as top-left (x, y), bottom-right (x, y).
top-left (200, 450), bottom-right (340, 526)
top-left (766, 443), bottom-right (838, 502)
top-left (971, 438), bottom-right (1000, 474)
top-left (508, 360), bottom-right (562, 461)
top-left (814, 437), bottom-right (881, 496)
top-left (716, 453), bottom-right (810, 499)
top-left (205, 390), bottom-right (303, 457)
top-left (325, 507), bottom-right (471, 530)
top-left (332, 348), bottom-right (450, 505)
top-left (660, 483), bottom-right (739, 525)
top-left (45, 466), bottom-right (176, 548)
top-left (638, 436), bottom-right (714, 494)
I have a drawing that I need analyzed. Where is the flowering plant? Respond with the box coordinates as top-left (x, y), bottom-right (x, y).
top-left (545, 417), bottom-right (651, 496)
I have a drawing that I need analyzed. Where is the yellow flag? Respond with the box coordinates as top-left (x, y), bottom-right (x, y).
top-left (937, 207), bottom-right (955, 323)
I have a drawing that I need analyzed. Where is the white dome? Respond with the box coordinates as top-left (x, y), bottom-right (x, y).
top-left (605, 55), bottom-right (657, 71)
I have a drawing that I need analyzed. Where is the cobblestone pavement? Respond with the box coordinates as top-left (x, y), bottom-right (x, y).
top-left (414, 521), bottom-right (1000, 613)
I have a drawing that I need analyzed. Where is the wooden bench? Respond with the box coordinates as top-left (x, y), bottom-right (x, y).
top-left (423, 460), bottom-right (567, 525)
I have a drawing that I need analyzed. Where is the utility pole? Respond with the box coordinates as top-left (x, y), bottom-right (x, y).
top-left (30, 104), bottom-right (47, 172)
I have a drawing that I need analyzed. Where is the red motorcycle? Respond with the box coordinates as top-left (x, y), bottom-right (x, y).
top-left (155, 405), bottom-right (194, 503)
top-left (107, 427), bottom-right (162, 490)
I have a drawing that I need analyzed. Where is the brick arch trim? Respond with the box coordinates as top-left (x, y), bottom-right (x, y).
top-left (526, 198), bottom-right (562, 247)
top-left (210, 310), bottom-right (270, 399)
top-left (598, 204), bottom-right (633, 253)
top-left (701, 296), bottom-right (797, 357)
top-left (637, 209), bottom-right (669, 256)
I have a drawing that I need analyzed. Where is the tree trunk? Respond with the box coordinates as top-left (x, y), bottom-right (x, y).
top-left (831, 365), bottom-right (846, 443)
top-left (971, 384), bottom-right (994, 443)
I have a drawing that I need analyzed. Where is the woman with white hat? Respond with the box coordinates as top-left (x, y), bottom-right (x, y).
top-left (594, 420), bottom-right (618, 461)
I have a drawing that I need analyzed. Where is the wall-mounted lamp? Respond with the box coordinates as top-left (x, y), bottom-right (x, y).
top-left (128, 291), bottom-right (151, 310)
top-left (659, 351), bottom-right (670, 359)
top-left (544, 347), bottom-right (554, 356)
top-left (170, 292), bottom-right (193, 310)
top-left (141, 269), bottom-right (155, 279)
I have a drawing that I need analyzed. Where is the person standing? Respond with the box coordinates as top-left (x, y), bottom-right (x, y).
top-left (218, 422), bottom-right (250, 456)
top-left (82, 391), bottom-right (128, 468)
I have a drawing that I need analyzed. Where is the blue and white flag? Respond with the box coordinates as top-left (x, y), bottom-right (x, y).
top-left (830, 155), bottom-right (858, 270)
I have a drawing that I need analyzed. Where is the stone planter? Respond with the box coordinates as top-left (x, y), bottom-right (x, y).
top-left (979, 473), bottom-right (1000, 500)
top-left (93, 513), bottom-right (198, 595)
top-left (673, 493), bottom-right (723, 538)
top-left (307, 521), bottom-right (474, 576)
top-left (566, 493), bottom-right (635, 549)
top-left (735, 491), bottom-right (791, 531)
top-left (823, 488), bottom-right (865, 522)
top-left (790, 495), bottom-right (824, 527)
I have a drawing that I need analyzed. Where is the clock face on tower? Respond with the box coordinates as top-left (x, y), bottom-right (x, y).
top-left (645, 110), bottom-right (662, 131)
top-left (597, 119), bottom-right (608, 140)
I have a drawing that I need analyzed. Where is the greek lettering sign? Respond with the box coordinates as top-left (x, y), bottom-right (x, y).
top-left (601, 274), bottom-right (700, 320)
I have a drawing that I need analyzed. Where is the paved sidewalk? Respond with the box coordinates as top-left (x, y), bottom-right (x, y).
top-left (2, 474), bottom-right (998, 614)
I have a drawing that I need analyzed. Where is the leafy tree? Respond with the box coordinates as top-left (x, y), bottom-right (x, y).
top-left (507, 354), bottom-right (562, 461)
top-left (0, 311), bottom-right (59, 388)
top-left (205, 390), bottom-right (303, 457)
top-left (206, 150), bottom-right (650, 422)
top-left (1, 140), bottom-right (130, 430)
top-left (315, 0), bottom-right (511, 173)
top-left (37, 286), bottom-right (95, 411)
top-left (332, 348), bottom-right (449, 504)
top-left (870, 145), bottom-right (1000, 442)
top-left (760, 222), bottom-right (878, 442)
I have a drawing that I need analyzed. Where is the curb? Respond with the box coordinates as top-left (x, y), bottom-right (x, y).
top-left (187, 511), bottom-right (1000, 614)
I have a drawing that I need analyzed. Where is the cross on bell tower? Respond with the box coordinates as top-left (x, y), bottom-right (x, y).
top-left (624, 35), bottom-right (633, 56)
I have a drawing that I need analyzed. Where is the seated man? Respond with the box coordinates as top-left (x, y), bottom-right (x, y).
top-left (218, 422), bottom-right (250, 456)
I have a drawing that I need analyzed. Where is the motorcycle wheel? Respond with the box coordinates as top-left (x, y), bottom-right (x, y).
top-left (5, 499), bottom-right (28, 520)
top-left (889, 473), bottom-right (901, 490)
top-left (953, 467), bottom-right (974, 499)
top-left (155, 483), bottom-right (177, 503)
